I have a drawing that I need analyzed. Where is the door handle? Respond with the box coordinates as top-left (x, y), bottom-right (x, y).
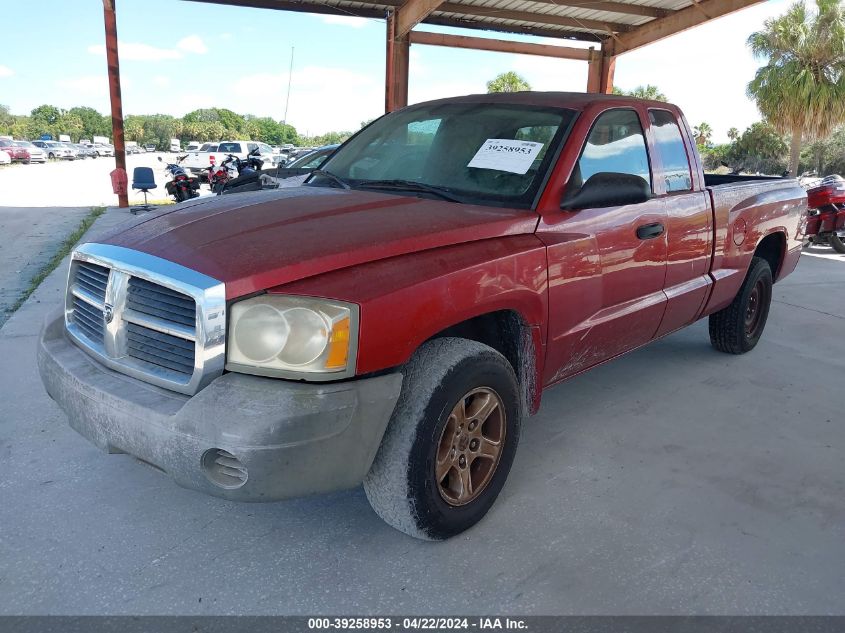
top-left (636, 222), bottom-right (665, 240)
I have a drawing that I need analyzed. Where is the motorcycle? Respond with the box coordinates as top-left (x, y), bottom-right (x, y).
top-left (206, 153), bottom-right (241, 195)
top-left (221, 148), bottom-right (269, 195)
top-left (158, 155), bottom-right (200, 202)
top-left (805, 175), bottom-right (845, 254)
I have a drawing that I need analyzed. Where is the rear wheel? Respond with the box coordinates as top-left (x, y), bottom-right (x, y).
top-left (709, 256), bottom-right (773, 354)
top-left (830, 234), bottom-right (845, 254)
top-left (364, 338), bottom-right (521, 540)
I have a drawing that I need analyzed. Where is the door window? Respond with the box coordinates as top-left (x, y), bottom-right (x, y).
top-left (649, 110), bottom-right (693, 192)
top-left (569, 109), bottom-right (652, 195)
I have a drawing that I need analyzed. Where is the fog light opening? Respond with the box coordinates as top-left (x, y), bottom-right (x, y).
top-left (201, 448), bottom-right (248, 489)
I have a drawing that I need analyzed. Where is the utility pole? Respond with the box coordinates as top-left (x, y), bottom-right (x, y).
top-left (283, 46), bottom-right (294, 126)
top-left (102, 0), bottom-right (128, 208)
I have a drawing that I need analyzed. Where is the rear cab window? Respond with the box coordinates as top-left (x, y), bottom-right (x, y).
top-left (648, 110), bottom-right (693, 193)
top-left (218, 142), bottom-right (242, 153)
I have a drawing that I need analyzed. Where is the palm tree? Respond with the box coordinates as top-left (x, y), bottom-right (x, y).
top-left (486, 72), bottom-right (532, 93)
top-left (747, 0), bottom-right (845, 176)
top-left (613, 84), bottom-right (668, 101)
top-left (728, 127), bottom-right (740, 141)
top-left (694, 122), bottom-right (713, 146)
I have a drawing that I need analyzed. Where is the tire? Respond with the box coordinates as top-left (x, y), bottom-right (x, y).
top-left (364, 338), bottom-right (522, 540)
top-left (175, 185), bottom-right (190, 202)
top-left (709, 256), bottom-right (773, 354)
top-left (830, 234), bottom-right (845, 254)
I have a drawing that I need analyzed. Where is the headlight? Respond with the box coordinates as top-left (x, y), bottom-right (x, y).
top-left (226, 295), bottom-right (358, 380)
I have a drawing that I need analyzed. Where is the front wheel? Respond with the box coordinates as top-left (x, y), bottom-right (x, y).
top-left (364, 338), bottom-right (522, 540)
top-left (830, 234), bottom-right (845, 254)
top-left (709, 256), bottom-right (773, 354)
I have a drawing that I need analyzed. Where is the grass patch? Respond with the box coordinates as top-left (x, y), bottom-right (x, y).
top-left (6, 205), bottom-right (107, 315)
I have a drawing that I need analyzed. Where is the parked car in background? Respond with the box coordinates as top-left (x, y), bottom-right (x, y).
top-left (0, 139), bottom-right (31, 163)
top-left (72, 144), bottom-right (92, 159)
top-left (145, 143), bottom-right (157, 152)
top-left (91, 143), bottom-right (114, 157)
top-left (273, 144), bottom-right (338, 178)
top-left (13, 141), bottom-right (47, 163)
top-left (0, 148), bottom-right (11, 165)
top-left (181, 140), bottom-right (278, 178)
top-left (170, 138), bottom-right (181, 152)
top-left (33, 140), bottom-right (75, 160)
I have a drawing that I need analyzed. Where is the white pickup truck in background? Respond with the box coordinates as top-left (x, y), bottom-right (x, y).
top-left (180, 140), bottom-right (279, 178)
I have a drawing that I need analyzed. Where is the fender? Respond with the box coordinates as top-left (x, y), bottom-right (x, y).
top-left (273, 235), bottom-right (549, 406)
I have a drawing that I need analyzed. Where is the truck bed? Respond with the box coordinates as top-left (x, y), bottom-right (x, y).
top-left (703, 175), bottom-right (806, 314)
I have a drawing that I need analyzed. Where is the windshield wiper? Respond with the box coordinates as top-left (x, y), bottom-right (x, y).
top-left (356, 179), bottom-right (464, 203)
top-left (310, 169), bottom-right (351, 190)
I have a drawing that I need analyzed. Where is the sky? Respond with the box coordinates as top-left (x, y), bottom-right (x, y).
top-left (1, 0), bottom-right (791, 141)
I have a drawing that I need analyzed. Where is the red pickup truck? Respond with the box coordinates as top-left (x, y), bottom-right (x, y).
top-left (39, 93), bottom-right (805, 540)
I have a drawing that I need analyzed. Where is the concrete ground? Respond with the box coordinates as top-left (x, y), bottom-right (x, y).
top-left (0, 153), bottom-right (213, 207)
top-left (0, 206), bottom-right (91, 327)
top-left (0, 209), bottom-right (842, 615)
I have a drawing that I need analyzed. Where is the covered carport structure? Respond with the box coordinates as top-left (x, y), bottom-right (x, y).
top-left (100, 0), bottom-right (763, 205)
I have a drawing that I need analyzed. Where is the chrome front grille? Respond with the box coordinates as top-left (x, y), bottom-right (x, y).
top-left (127, 278), bottom-right (197, 328)
top-left (71, 295), bottom-right (105, 344)
top-left (126, 323), bottom-right (195, 375)
top-left (64, 243), bottom-right (226, 395)
top-left (75, 261), bottom-right (109, 302)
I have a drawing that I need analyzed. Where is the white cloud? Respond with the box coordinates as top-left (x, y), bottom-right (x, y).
top-left (177, 35), bottom-right (208, 55)
top-left (87, 37), bottom-right (207, 62)
top-left (88, 42), bottom-right (182, 61)
top-left (320, 15), bottom-right (369, 28)
top-left (0, 65), bottom-right (14, 78)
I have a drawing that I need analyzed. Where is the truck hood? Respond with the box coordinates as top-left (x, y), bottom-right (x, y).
top-left (101, 187), bottom-right (538, 299)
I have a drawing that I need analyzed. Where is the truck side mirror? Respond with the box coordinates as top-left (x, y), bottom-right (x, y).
top-left (561, 172), bottom-right (652, 210)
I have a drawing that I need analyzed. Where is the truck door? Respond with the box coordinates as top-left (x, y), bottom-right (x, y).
top-left (646, 109), bottom-right (713, 337)
top-left (538, 107), bottom-right (669, 384)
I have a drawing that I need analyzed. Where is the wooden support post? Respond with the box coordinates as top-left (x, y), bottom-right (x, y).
top-left (103, 0), bottom-right (127, 208)
top-left (586, 41), bottom-right (616, 94)
top-left (385, 12), bottom-right (409, 112)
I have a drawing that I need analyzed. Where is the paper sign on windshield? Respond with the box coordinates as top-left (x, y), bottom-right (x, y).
top-left (467, 139), bottom-right (544, 174)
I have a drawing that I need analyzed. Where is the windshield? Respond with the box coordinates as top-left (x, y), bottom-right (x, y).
top-left (313, 102), bottom-right (575, 207)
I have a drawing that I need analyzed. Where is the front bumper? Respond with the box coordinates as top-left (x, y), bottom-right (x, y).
top-left (38, 314), bottom-right (403, 501)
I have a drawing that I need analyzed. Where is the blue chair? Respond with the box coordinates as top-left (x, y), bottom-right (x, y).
top-left (132, 166), bottom-right (157, 214)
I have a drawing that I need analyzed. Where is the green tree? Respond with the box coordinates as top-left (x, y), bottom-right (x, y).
top-left (67, 106), bottom-right (110, 140)
top-left (124, 118), bottom-right (145, 142)
top-left (486, 72), bottom-right (531, 93)
top-left (726, 121), bottom-right (789, 174)
top-left (747, 0), bottom-right (845, 176)
top-left (612, 84), bottom-right (668, 101)
top-left (727, 127), bottom-right (740, 141)
top-left (693, 122), bottom-right (713, 146)
top-left (57, 112), bottom-right (84, 141)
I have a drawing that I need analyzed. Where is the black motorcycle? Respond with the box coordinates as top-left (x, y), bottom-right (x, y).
top-left (158, 155), bottom-right (200, 202)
